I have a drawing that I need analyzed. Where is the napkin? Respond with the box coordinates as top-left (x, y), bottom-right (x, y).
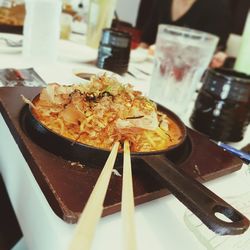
top-left (0, 68), bottom-right (46, 87)
top-left (184, 190), bottom-right (250, 249)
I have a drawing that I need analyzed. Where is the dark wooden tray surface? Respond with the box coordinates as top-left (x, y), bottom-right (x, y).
top-left (0, 87), bottom-right (243, 223)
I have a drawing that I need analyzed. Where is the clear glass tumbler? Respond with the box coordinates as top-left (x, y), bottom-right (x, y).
top-left (23, 0), bottom-right (62, 64)
top-left (149, 24), bottom-right (219, 117)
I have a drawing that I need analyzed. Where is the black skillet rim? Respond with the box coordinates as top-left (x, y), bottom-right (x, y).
top-left (19, 94), bottom-right (187, 166)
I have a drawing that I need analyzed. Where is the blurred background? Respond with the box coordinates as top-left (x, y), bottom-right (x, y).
top-left (0, 0), bottom-right (250, 60)
top-left (0, 0), bottom-right (249, 35)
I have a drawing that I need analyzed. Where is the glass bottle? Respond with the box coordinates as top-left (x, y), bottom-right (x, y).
top-left (86, 0), bottom-right (117, 49)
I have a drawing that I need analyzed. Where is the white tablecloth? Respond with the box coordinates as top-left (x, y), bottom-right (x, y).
top-left (0, 33), bottom-right (250, 250)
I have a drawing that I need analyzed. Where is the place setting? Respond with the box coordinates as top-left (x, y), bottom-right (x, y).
top-left (0, 1), bottom-right (250, 250)
top-left (0, 72), bottom-right (248, 237)
top-left (0, 32), bottom-right (22, 53)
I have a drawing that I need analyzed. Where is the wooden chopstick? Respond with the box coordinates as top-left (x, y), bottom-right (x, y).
top-left (122, 140), bottom-right (137, 250)
top-left (68, 141), bottom-right (120, 250)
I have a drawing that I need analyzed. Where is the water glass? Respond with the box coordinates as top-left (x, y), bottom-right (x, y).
top-left (148, 24), bottom-right (219, 116)
top-left (23, 0), bottom-right (62, 64)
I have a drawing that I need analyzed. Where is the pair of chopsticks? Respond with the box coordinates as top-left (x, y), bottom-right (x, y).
top-left (68, 141), bottom-right (137, 250)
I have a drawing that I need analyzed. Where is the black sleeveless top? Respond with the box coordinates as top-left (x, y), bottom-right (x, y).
top-left (141, 0), bottom-right (231, 50)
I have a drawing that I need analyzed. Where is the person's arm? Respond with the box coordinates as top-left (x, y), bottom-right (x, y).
top-left (201, 0), bottom-right (231, 51)
top-left (140, 0), bottom-right (160, 46)
top-left (210, 51), bottom-right (228, 68)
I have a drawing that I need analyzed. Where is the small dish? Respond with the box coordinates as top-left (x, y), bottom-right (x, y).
top-left (72, 67), bottom-right (122, 81)
top-left (130, 47), bottom-right (148, 63)
top-left (130, 47), bottom-right (154, 63)
top-left (58, 40), bottom-right (98, 63)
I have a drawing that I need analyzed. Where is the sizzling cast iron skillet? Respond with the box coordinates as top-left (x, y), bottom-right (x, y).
top-left (20, 98), bottom-right (250, 235)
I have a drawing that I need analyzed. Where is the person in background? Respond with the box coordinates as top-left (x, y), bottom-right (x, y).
top-left (139, 0), bottom-right (231, 68)
top-left (136, 0), bottom-right (155, 30)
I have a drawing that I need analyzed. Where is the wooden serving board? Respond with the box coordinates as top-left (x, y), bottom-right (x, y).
top-left (0, 87), bottom-right (243, 223)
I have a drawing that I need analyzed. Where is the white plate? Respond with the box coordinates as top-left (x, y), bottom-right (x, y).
top-left (130, 47), bottom-right (148, 62)
top-left (0, 33), bottom-right (23, 53)
top-left (58, 40), bottom-right (98, 63)
top-left (130, 47), bottom-right (154, 63)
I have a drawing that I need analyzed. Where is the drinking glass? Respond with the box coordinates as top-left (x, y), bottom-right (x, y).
top-left (23, 0), bottom-right (62, 64)
top-left (148, 24), bottom-right (219, 117)
top-left (86, 0), bottom-right (117, 49)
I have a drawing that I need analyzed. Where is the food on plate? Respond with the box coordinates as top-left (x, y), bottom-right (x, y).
top-left (0, 5), bottom-right (25, 26)
top-left (24, 74), bottom-right (182, 152)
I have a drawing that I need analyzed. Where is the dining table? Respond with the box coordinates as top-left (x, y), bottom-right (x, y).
top-left (0, 31), bottom-right (250, 250)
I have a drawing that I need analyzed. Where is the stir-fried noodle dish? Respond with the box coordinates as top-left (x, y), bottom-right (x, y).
top-left (24, 74), bottom-right (182, 152)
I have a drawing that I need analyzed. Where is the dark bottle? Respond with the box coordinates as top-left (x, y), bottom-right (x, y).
top-left (190, 68), bottom-right (250, 142)
top-left (97, 28), bottom-right (131, 75)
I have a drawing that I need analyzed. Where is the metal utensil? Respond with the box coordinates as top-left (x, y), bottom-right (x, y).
top-left (218, 142), bottom-right (250, 164)
top-left (0, 37), bottom-right (22, 47)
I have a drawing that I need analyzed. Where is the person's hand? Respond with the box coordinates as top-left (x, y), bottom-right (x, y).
top-left (210, 51), bottom-right (228, 68)
top-left (139, 42), bottom-right (149, 49)
top-left (148, 44), bottom-right (155, 56)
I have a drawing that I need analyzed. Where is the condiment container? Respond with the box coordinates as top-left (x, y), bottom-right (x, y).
top-left (86, 0), bottom-right (117, 49)
top-left (97, 28), bottom-right (131, 74)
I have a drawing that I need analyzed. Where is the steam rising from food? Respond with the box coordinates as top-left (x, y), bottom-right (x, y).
top-left (27, 75), bottom-right (182, 152)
